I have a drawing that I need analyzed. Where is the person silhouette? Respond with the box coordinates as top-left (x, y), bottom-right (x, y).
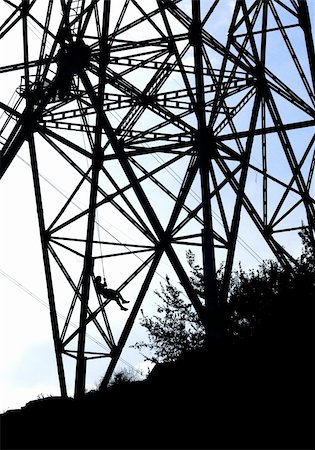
top-left (54, 40), bottom-right (91, 101)
top-left (94, 276), bottom-right (129, 311)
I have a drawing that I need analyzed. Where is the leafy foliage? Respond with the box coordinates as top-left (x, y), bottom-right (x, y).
top-left (108, 368), bottom-right (138, 387)
top-left (133, 230), bottom-right (314, 363)
top-left (132, 275), bottom-right (205, 363)
top-left (228, 229), bottom-right (314, 340)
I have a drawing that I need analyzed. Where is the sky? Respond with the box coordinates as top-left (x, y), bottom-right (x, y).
top-left (0, 0), bottom-right (314, 412)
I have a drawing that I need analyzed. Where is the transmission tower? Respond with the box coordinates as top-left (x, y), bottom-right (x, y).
top-left (0, 0), bottom-right (314, 398)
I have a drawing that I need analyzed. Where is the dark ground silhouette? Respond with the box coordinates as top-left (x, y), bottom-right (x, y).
top-left (1, 268), bottom-right (314, 449)
top-left (1, 332), bottom-right (313, 448)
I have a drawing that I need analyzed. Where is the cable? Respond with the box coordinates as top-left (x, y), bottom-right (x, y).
top-left (0, 267), bottom-right (50, 311)
top-left (79, 107), bottom-right (106, 282)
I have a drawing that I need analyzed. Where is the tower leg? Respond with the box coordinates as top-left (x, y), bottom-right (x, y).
top-left (29, 135), bottom-right (67, 397)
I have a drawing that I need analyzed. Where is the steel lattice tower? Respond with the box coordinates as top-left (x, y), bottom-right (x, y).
top-left (0, 0), bottom-right (314, 398)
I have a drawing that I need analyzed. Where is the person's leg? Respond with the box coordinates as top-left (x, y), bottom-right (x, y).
top-left (115, 298), bottom-right (128, 311)
top-left (117, 293), bottom-right (129, 304)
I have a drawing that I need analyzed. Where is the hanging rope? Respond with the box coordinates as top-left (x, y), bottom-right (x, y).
top-left (96, 209), bottom-right (106, 280)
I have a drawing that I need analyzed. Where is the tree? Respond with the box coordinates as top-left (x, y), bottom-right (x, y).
top-left (228, 229), bottom-right (314, 342)
top-left (133, 230), bottom-right (314, 363)
top-left (108, 368), bottom-right (139, 387)
top-left (132, 274), bottom-right (205, 363)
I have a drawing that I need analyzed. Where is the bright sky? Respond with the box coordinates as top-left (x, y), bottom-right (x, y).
top-left (0, 0), bottom-right (314, 412)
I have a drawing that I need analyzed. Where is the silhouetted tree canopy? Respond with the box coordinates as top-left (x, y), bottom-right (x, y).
top-left (133, 230), bottom-right (314, 363)
top-left (108, 368), bottom-right (139, 387)
top-left (132, 273), bottom-right (205, 363)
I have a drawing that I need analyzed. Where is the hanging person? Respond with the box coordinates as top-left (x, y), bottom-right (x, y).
top-left (94, 276), bottom-right (129, 311)
top-left (54, 38), bottom-right (91, 101)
